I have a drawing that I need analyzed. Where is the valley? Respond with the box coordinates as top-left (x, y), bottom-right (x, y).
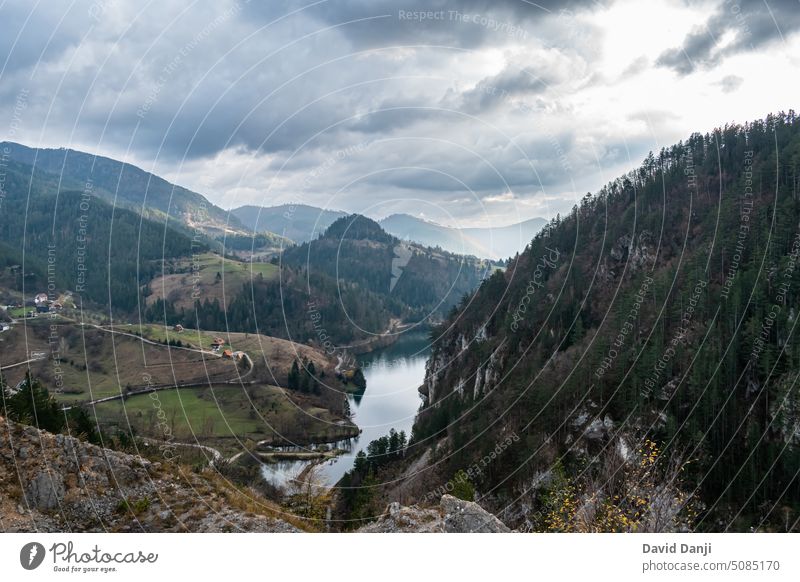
top-left (0, 146), bottom-right (492, 519)
top-left (231, 203), bottom-right (545, 260)
top-left (3, 3), bottom-right (800, 576)
top-left (259, 329), bottom-right (430, 488)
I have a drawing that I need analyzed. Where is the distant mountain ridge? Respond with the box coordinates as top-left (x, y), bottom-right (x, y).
top-left (379, 213), bottom-right (546, 260)
top-left (231, 203), bottom-right (546, 259)
top-left (0, 156), bottom-right (197, 313)
top-left (231, 204), bottom-right (346, 243)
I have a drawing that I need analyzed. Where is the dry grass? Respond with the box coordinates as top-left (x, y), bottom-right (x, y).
top-left (202, 470), bottom-right (315, 532)
top-left (147, 252), bottom-right (278, 310)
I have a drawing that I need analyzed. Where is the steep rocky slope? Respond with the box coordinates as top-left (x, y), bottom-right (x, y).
top-left (0, 415), bottom-right (512, 533)
top-left (0, 416), bottom-right (298, 532)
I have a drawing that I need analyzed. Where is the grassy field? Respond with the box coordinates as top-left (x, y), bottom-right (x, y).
top-left (118, 322), bottom-right (238, 351)
top-left (1, 319), bottom-right (346, 400)
top-left (109, 323), bottom-right (224, 350)
top-left (1, 318), bottom-right (356, 453)
top-left (117, 323), bottom-right (338, 384)
top-left (0, 319), bottom-right (244, 403)
top-left (147, 252), bottom-right (279, 310)
top-left (95, 385), bottom-right (274, 440)
top-left (93, 384), bottom-right (358, 453)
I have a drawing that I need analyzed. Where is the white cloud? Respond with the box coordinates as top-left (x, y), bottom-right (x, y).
top-left (483, 191), bottom-right (517, 202)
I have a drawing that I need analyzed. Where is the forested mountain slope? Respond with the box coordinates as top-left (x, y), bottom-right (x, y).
top-left (0, 158), bottom-right (197, 313)
top-left (2, 141), bottom-right (243, 237)
top-left (151, 215), bottom-right (492, 346)
top-left (282, 214), bottom-right (491, 321)
top-left (409, 112), bottom-right (800, 532)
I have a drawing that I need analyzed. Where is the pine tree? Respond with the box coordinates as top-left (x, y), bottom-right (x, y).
top-left (288, 360), bottom-right (300, 390)
top-left (306, 361), bottom-right (318, 394)
top-left (4, 372), bottom-right (65, 433)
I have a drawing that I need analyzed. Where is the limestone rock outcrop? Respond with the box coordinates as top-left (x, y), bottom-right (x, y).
top-left (0, 416), bottom-right (297, 532)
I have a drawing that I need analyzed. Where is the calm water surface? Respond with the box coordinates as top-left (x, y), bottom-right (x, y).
top-left (260, 330), bottom-right (431, 487)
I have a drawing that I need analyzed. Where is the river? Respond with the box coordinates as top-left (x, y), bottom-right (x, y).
top-left (260, 330), bottom-right (431, 488)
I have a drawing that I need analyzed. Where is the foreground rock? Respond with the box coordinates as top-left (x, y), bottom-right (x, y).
top-left (0, 416), bottom-right (298, 532)
top-left (358, 495), bottom-right (511, 533)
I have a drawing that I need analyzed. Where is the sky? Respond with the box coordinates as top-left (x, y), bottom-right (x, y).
top-left (1, 0), bottom-right (799, 228)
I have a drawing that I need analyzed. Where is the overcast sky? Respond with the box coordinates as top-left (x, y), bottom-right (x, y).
top-left (1, 0), bottom-right (799, 227)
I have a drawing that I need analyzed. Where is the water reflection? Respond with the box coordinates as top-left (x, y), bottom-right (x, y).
top-left (260, 330), bottom-right (431, 488)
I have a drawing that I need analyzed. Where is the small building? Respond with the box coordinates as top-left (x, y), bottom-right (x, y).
top-left (222, 349), bottom-right (233, 359)
top-left (173, 324), bottom-right (184, 333)
top-left (36, 303), bottom-right (49, 313)
top-left (211, 337), bottom-right (225, 349)
top-left (232, 350), bottom-right (245, 361)
top-left (34, 293), bottom-right (48, 306)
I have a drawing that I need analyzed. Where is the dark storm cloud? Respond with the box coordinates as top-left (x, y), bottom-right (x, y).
top-left (242, 0), bottom-right (604, 49)
top-left (457, 64), bottom-right (560, 113)
top-left (0, 3), bottom-right (85, 74)
top-left (657, 0), bottom-right (800, 75)
top-left (128, 86), bottom-right (361, 160)
top-left (347, 100), bottom-right (443, 134)
top-left (0, 0), bottom-right (393, 161)
top-left (0, 0), bottom-right (605, 167)
top-left (7, 0), bottom-right (789, 225)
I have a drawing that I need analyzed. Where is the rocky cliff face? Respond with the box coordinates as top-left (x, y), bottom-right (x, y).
top-left (358, 495), bottom-right (510, 533)
top-left (420, 323), bottom-right (505, 406)
top-left (0, 416), bottom-right (297, 532)
top-left (0, 415), bottom-right (515, 534)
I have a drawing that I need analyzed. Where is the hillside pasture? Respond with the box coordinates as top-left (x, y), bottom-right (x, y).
top-left (146, 253), bottom-right (278, 310)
